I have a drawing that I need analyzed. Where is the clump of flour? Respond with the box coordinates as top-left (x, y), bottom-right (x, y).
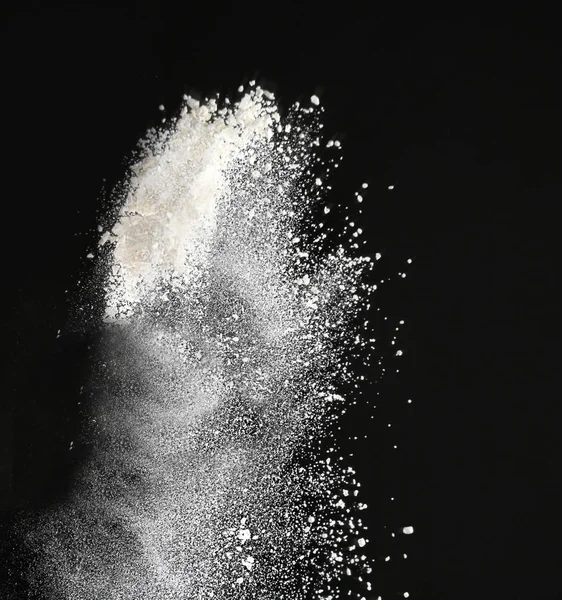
top-left (24, 83), bottom-right (378, 600)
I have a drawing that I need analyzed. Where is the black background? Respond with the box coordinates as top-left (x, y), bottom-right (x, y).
top-left (0, 3), bottom-right (560, 599)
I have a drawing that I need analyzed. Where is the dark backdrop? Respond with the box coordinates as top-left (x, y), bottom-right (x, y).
top-left (0, 4), bottom-right (560, 599)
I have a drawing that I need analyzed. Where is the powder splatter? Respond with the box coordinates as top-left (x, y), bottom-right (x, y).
top-left (23, 83), bottom-right (381, 599)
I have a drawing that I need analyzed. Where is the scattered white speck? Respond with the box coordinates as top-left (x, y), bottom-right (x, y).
top-left (237, 528), bottom-right (251, 542)
top-left (310, 95), bottom-right (320, 105)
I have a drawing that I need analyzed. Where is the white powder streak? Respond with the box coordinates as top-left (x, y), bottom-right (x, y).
top-left (25, 85), bottom-right (378, 600)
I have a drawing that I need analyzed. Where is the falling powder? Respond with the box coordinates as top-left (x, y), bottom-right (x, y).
top-left (23, 85), bottom-right (382, 600)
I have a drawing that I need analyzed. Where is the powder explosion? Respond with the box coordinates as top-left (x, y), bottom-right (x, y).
top-left (23, 83), bottom-right (379, 599)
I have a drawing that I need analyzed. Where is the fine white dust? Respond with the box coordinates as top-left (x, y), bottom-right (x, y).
top-left (20, 83), bottom-right (404, 600)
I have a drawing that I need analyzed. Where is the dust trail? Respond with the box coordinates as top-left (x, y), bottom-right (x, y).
top-left (24, 83), bottom-right (377, 599)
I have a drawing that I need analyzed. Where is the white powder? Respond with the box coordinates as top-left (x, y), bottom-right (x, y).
top-left (27, 84), bottom-right (381, 600)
